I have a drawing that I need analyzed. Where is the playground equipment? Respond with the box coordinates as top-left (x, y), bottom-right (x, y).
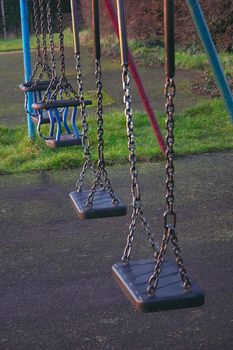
top-left (20, 0), bottom-right (233, 144)
top-left (19, 0), bottom-right (166, 155)
top-left (20, 0), bottom-right (54, 126)
top-left (20, 0), bottom-right (91, 148)
top-left (186, 0), bottom-right (233, 124)
top-left (112, 0), bottom-right (204, 312)
top-left (32, 0), bottom-right (91, 148)
top-left (69, 0), bottom-right (127, 219)
top-left (18, 0), bottom-right (233, 311)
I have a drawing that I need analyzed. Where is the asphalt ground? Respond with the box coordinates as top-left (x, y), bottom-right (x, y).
top-left (0, 151), bottom-right (233, 349)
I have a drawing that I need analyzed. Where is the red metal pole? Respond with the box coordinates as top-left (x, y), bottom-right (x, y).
top-left (103, 0), bottom-right (166, 155)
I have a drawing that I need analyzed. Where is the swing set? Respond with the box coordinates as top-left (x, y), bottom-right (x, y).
top-left (20, 0), bottom-right (92, 148)
top-left (19, 0), bottom-right (233, 312)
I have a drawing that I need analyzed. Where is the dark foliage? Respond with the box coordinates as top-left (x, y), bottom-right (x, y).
top-left (80, 0), bottom-right (233, 52)
top-left (0, 0), bottom-right (73, 37)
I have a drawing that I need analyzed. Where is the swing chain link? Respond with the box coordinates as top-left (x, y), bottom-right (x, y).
top-left (86, 59), bottom-right (118, 207)
top-left (147, 77), bottom-right (191, 295)
top-left (96, 59), bottom-right (105, 174)
top-left (164, 77), bottom-right (176, 228)
top-left (147, 226), bottom-right (171, 295)
top-left (147, 226), bottom-right (191, 294)
top-left (28, 0), bottom-right (52, 85)
top-left (43, 0), bottom-right (80, 104)
top-left (34, 0), bottom-right (41, 63)
top-left (46, 0), bottom-right (57, 80)
top-left (121, 65), bottom-right (159, 264)
top-left (57, 0), bottom-right (66, 78)
top-left (40, 0), bottom-right (50, 76)
top-left (55, 0), bottom-right (81, 101)
top-left (41, 0), bottom-right (59, 103)
top-left (75, 53), bottom-right (93, 194)
top-left (171, 229), bottom-right (192, 289)
top-left (46, 0), bottom-right (73, 102)
top-left (28, 0), bottom-right (41, 83)
top-left (34, 0), bottom-right (52, 86)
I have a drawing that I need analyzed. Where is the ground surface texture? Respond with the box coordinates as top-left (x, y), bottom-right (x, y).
top-left (0, 152), bottom-right (233, 350)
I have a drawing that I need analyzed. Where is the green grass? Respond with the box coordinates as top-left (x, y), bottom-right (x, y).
top-left (1, 29), bottom-right (232, 74)
top-left (0, 99), bottom-right (232, 174)
top-left (83, 90), bottom-right (115, 108)
top-left (0, 28), bottom-right (233, 74)
top-left (80, 31), bottom-right (233, 73)
top-left (0, 28), bottom-right (74, 52)
top-left (130, 42), bottom-right (233, 72)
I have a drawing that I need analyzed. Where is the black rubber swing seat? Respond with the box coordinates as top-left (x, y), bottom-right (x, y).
top-left (19, 80), bottom-right (58, 92)
top-left (31, 114), bottom-right (51, 125)
top-left (69, 189), bottom-right (127, 219)
top-left (112, 259), bottom-right (205, 313)
top-left (32, 99), bottom-right (92, 110)
top-left (45, 134), bottom-right (82, 148)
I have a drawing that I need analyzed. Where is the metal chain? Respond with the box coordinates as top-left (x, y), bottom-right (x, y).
top-left (33, 0), bottom-right (41, 64)
top-left (47, 77), bottom-right (78, 103)
top-left (122, 207), bottom-right (139, 263)
top-left (164, 77), bottom-right (176, 228)
top-left (34, 0), bottom-right (52, 85)
top-left (46, 0), bottom-right (57, 81)
top-left (40, 0), bottom-right (50, 76)
top-left (86, 59), bottom-right (118, 207)
top-left (42, 0), bottom-right (79, 103)
top-left (75, 53), bottom-right (96, 193)
top-left (40, 0), bottom-right (60, 104)
top-left (52, 0), bottom-right (80, 101)
top-left (96, 59), bottom-right (104, 168)
top-left (147, 226), bottom-right (171, 295)
top-left (24, 0), bottom-right (51, 120)
top-left (171, 229), bottom-right (191, 289)
top-left (121, 64), bottom-right (159, 264)
top-left (57, 0), bottom-right (66, 78)
top-left (28, 0), bottom-right (41, 83)
top-left (147, 77), bottom-right (191, 295)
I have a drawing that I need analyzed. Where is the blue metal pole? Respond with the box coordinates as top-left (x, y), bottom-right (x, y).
top-left (186, 0), bottom-right (233, 124)
top-left (20, 0), bottom-right (35, 139)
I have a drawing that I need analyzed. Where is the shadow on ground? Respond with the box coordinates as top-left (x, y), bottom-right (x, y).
top-left (0, 152), bottom-right (233, 349)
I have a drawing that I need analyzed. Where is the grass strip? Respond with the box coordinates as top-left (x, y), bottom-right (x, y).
top-left (79, 30), bottom-right (233, 73)
top-left (1, 29), bottom-right (232, 74)
top-left (0, 29), bottom-right (74, 52)
top-left (0, 99), bottom-right (232, 175)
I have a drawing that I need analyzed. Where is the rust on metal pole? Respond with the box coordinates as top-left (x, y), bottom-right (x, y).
top-left (70, 0), bottom-right (80, 54)
top-left (164, 0), bottom-right (175, 78)
top-left (116, 0), bottom-right (128, 66)
top-left (92, 0), bottom-right (101, 60)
